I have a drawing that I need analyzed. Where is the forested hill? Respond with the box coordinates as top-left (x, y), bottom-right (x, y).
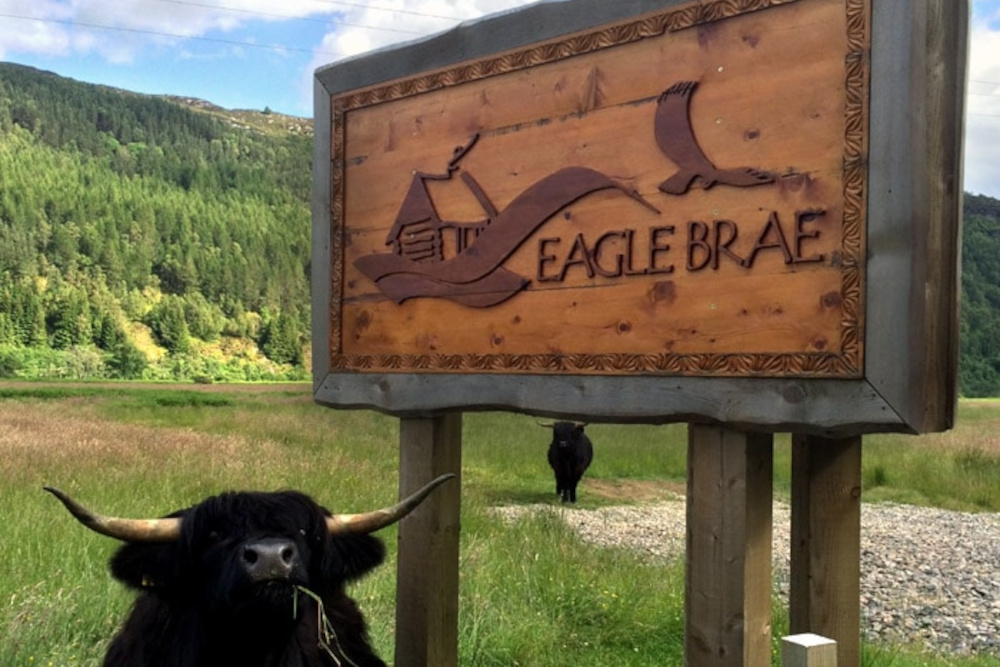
top-left (0, 62), bottom-right (313, 381)
top-left (960, 194), bottom-right (1000, 396)
top-left (1, 63), bottom-right (999, 395)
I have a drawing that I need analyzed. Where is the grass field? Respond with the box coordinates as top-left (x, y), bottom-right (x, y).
top-left (1, 383), bottom-right (998, 666)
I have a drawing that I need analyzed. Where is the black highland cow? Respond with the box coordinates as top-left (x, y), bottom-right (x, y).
top-left (543, 421), bottom-right (594, 503)
top-left (45, 475), bottom-right (453, 667)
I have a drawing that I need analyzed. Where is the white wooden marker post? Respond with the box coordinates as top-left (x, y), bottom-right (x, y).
top-left (782, 633), bottom-right (838, 667)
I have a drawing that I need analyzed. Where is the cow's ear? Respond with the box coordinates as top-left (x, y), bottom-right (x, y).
top-left (575, 424), bottom-right (586, 434)
top-left (109, 542), bottom-right (181, 592)
top-left (324, 534), bottom-right (386, 582)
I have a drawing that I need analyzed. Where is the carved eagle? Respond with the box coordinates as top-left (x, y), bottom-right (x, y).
top-left (655, 81), bottom-right (776, 195)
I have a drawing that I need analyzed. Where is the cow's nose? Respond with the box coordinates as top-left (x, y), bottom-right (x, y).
top-left (241, 538), bottom-right (299, 581)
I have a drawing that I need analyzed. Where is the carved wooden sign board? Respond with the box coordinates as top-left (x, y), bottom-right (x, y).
top-left (313, 0), bottom-right (965, 435)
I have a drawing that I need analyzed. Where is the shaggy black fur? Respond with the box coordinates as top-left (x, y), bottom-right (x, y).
top-left (546, 422), bottom-right (594, 503)
top-left (102, 490), bottom-right (387, 667)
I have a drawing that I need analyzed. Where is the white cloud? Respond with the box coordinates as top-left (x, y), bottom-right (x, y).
top-left (307, 0), bottom-right (533, 69)
top-left (0, 0), bottom-right (72, 59)
top-left (0, 0), bottom-right (343, 61)
top-left (297, 0), bottom-right (534, 124)
top-left (0, 0), bottom-right (530, 74)
top-left (965, 22), bottom-right (1000, 197)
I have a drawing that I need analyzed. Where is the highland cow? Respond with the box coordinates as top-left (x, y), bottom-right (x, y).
top-left (542, 421), bottom-right (593, 503)
top-left (45, 475), bottom-right (453, 667)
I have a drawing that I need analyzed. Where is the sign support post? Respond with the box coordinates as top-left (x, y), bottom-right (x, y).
top-left (395, 414), bottom-right (463, 667)
top-left (686, 426), bottom-right (773, 666)
top-left (790, 435), bottom-right (862, 667)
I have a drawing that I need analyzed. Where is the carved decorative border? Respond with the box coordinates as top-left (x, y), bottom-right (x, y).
top-left (334, 0), bottom-right (805, 113)
top-left (329, 106), bottom-right (346, 358)
top-left (328, 0), bottom-right (869, 378)
top-left (329, 351), bottom-right (856, 376)
top-left (839, 0), bottom-right (870, 376)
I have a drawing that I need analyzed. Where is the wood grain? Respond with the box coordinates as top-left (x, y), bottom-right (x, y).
top-left (686, 426), bottom-right (773, 666)
top-left (394, 414), bottom-right (463, 667)
top-left (790, 434), bottom-right (861, 667)
top-left (329, 0), bottom-right (867, 378)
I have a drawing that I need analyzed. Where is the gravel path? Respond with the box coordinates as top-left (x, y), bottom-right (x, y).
top-left (493, 499), bottom-right (1000, 657)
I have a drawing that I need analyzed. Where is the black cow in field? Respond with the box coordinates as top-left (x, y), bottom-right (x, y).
top-left (45, 475), bottom-right (453, 667)
top-left (542, 421), bottom-right (594, 503)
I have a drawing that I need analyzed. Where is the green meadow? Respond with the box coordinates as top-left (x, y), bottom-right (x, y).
top-left (1, 383), bottom-right (998, 666)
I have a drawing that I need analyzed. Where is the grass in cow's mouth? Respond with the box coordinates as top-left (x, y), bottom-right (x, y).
top-left (295, 585), bottom-right (362, 667)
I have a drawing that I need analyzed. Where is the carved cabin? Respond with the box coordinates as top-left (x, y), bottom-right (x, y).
top-left (384, 138), bottom-right (497, 263)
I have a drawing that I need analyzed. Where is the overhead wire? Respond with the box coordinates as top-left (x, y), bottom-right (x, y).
top-left (968, 79), bottom-right (1000, 117)
top-left (144, 0), bottom-right (457, 30)
top-left (0, 12), bottom-right (342, 55)
top-left (0, 0), bottom-right (462, 57)
top-left (149, 0), bottom-right (462, 21)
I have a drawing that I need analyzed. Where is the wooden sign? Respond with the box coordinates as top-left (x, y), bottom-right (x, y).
top-left (332, 0), bottom-right (861, 378)
top-left (313, 0), bottom-right (965, 435)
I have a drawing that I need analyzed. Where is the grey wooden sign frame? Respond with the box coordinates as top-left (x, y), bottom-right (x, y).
top-left (312, 0), bottom-right (965, 438)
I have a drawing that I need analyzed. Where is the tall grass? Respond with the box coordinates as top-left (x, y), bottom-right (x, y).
top-left (2, 384), bottom-right (999, 666)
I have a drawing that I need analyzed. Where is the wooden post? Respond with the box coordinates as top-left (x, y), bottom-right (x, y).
top-left (790, 435), bottom-right (861, 667)
top-left (686, 425), bottom-right (773, 667)
top-left (394, 413), bottom-right (463, 667)
top-left (782, 633), bottom-right (837, 667)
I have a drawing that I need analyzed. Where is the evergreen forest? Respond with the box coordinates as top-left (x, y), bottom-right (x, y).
top-left (960, 194), bottom-right (1000, 397)
top-left (0, 63), bottom-right (311, 381)
top-left (1, 62), bottom-right (999, 395)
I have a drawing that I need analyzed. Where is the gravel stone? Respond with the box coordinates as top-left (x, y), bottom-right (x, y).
top-left (492, 499), bottom-right (1000, 657)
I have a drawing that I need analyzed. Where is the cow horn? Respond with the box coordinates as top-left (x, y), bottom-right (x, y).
top-left (537, 421), bottom-right (555, 428)
top-left (325, 473), bottom-right (456, 535)
top-left (44, 486), bottom-right (182, 543)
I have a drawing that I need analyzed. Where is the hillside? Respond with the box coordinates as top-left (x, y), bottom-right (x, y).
top-left (0, 62), bottom-right (313, 381)
top-left (960, 194), bottom-right (1000, 396)
top-left (1, 62), bottom-right (999, 394)
top-left (162, 95), bottom-right (312, 136)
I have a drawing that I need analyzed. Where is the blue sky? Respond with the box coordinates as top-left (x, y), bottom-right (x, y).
top-left (2, 0), bottom-right (1000, 198)
top-left (0, 0), bottom-right (525, 115)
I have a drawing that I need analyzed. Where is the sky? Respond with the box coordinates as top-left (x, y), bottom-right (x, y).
top-left (1, 0), bottom-right (999, 199)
